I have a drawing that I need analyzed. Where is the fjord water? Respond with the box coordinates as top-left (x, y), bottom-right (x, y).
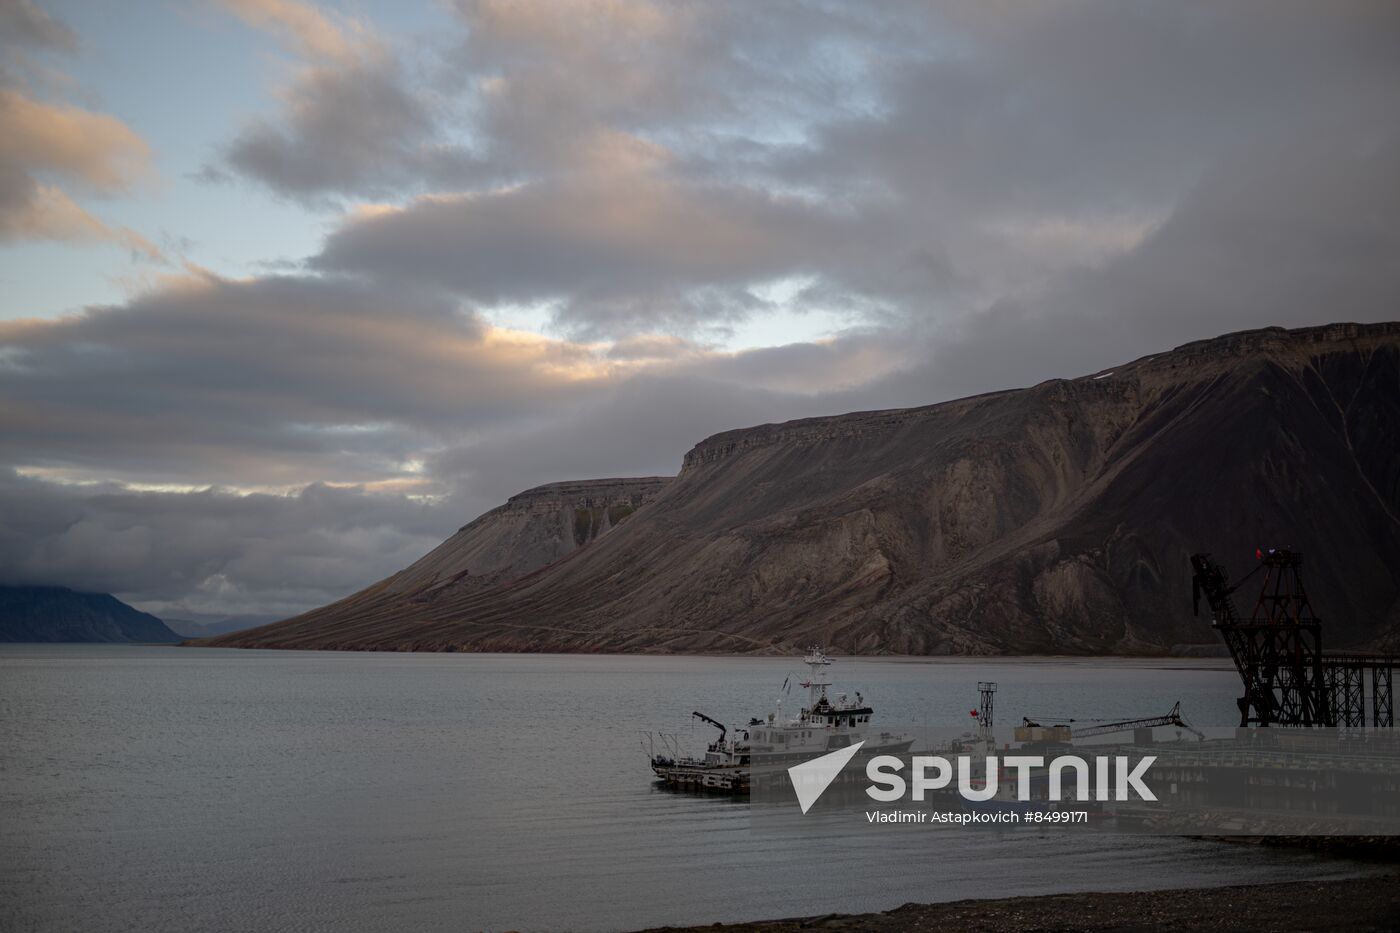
top-left (0, 647), bottom-right (1376, 931)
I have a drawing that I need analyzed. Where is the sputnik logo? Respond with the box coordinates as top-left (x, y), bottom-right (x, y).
top-left (787, 740), bottom-right (866, 814)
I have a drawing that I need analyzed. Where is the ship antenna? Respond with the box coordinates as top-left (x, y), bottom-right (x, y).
top-left (803, 645), bottom-right (833, 712)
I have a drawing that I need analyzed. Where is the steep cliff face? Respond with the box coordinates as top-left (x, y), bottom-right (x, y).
top-left (385, 477), bottom-right (673, 597)
top-left (211, 477), bottom-right (671, 644)
top-left (206, 322), bottom-right (1400, 655)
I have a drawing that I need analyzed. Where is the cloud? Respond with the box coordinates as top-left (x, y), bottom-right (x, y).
top-left (842, 126), bottom-right (1400, 409)
top-left (0, 85), bottom-right (156, 252)
top-left (222, 58), bottom-right (466, 201)
top-left (279, 0), bottom-right (1400, 343)
top-left (0, 0), bottom-right (78, 55)
top-left (0, 468), bottom-right (453, 618)
top-left (0, 174), bottom-right (103, 239)
top-left (0, 86), bottom-right (149, 188)
top-left (0, 13), bottom-right (161, 256)
top-left (209, 0), bottom-right (910, 201)
top-left (312, 154), bottom-right (870, 338)
top-left (0, 270), bottom-right (630, 487)
top-left (214, 0), bottom-right (483, 201)
top-left (444, 0), bottom-right (894, 177)
top-left (425, 373), bottom-right (819, 506)
top-left (762, 1), bottom-right (1400, 313)
top-left (222, 0), bottom-right (360, 63)
top-left (0, 175), bottom-right (162, 259)
top-left (0, 251), bottom-right (912, 480)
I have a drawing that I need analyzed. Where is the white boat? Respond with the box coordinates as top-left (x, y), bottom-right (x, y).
top-left (645, 646), bottom-right (913, 794)
top-left (645, 713), bottom-right (753, 793)
top-left (747, 646), bottom-right (914, 765)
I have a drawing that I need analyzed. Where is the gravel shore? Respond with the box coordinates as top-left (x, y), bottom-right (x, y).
top-left (639, 875), bottom-right (1400, 932)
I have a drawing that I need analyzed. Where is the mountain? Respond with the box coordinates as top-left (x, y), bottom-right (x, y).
top-left (197, 477), bottom-right (670, 646)
top-left (163, 614), bottom-right (279, 639)
top-left (374, 477), bottom-right (672, 599)
top-left (0, 585), bottom-right (181, 643)
top-left (204, 322), bottom-right (1400, 655)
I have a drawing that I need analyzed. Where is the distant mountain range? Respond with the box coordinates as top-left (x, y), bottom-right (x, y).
top-left (203, 322), bottom-right (1400, 655)
top-left (0, 585), bottom-right (181, 643)
top-left (162, 615), bottom-right (279, 639)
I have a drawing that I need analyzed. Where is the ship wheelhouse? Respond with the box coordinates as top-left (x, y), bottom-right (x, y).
top-left (805, 701), bottom-right (873, 728)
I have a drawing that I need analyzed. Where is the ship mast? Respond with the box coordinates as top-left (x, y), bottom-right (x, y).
top-left (802, 645), bottom-right (832, 710)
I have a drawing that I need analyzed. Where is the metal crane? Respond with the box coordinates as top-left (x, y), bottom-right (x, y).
top-left (1024, 701), bottom-right (1204, 741)
top-left (1070, 701), bottom-right (1205, 741)
top-left (691, 711), bottom-right (726, 742)
top-left (1191, 549), bottom-right (1396, 727)
top-left (1191, 549), bottom-right (1331, 726)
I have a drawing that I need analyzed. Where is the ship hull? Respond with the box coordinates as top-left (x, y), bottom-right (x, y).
top-left (651, 762), bottom-right (749, 793)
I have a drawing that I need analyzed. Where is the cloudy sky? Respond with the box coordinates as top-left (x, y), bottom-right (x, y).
top-left (2, 0), bottom-right (1397, 620)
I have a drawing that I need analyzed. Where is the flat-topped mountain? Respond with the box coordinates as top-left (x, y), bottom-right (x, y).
top-left (0, 585), bottom-right (181, 643)
top-left (204, 322), bottom-right (1400, 655)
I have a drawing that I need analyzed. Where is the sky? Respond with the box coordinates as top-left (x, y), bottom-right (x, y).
top-left (1, 0), bottom-right (1398, 621)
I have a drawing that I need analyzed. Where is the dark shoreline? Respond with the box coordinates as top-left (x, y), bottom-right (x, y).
top-left (638, 876), bottom-right (1400, 932)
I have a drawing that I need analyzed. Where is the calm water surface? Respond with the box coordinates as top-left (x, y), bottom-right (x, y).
top-left (0, 646), bottom-right (1380, 931)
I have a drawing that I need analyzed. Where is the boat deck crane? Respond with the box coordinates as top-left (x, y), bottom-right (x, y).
top-left (1023, 701), bottom-right (1205, 741)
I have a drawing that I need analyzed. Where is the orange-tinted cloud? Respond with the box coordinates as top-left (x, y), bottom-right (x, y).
top-left (220, 0), bottom-right (362, 62)
top-left (0, 87), bottom-right (150, 190)
top-left (0, 82), bottom-right (159, 256)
